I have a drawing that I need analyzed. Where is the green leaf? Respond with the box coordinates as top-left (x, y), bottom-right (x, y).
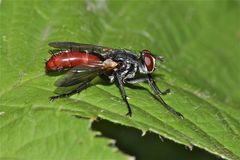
top-left (1, 0), bottom-right (240, 160)
top-left (0, 110), bottom-right (128, 160)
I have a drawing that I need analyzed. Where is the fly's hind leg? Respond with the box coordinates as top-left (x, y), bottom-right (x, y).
top-left (50, 81), bottom-right (91, 101)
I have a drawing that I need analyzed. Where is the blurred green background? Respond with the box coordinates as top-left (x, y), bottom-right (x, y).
top-left (1, 0), bottom-right (240, 160)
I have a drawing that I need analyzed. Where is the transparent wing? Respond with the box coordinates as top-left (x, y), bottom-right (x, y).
top-left (54, 79), bottom-right (91, 95)
top-left (55, 65), bottom-right (104, 87)
top-left (53, 59), bottom-right (119, 94)
top-left (53, 65), bottom-right (102, 95)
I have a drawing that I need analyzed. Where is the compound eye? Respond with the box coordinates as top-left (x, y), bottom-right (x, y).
top-left (143, 53), bottom-right (155, 73)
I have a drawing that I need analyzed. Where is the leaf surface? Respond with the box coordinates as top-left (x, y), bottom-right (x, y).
top-left (0, 0), bottom-right (240, 159)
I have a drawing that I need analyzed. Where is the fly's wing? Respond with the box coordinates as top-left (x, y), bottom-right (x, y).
top-left (55, 65), bottom-right (104, 87)
top-left (54, 80), bottom-right (91, 95)
top-left (54, 59), bottom-right (119, 94)
top-left (49, 42), bottom-right (114, 55)
top-left (54, 64), bottom-right (104, 95)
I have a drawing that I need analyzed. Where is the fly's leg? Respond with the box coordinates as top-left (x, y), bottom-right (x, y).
top-left (147, 74), bottom-right (184, 119)
top-left (147, 74), bottom-right (170, 95)
top-left (125, 77), bottom-right (148, 84)
top-left (125, 77), bottom-right (170, 95)
top-left (126, 77), bottom-right (170, 95)
top-left (50, 81), bottom-right (91, 101)
top-left (115, 72), bottom-right (132, 117)
top-left (125, 76), bottom-right (182, 118)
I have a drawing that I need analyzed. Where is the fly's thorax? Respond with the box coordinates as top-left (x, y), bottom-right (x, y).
top-left (103, 49), bottom-right (141, 80)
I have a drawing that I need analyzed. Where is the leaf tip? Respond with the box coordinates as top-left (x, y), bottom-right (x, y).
top-left (186, 144), bottom-right (193, 151)
top-left (141, 130), bottom-right (147, 136)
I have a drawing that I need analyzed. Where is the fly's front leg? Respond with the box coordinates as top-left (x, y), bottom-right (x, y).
top-left (126, 77), bottom-right (169, 95)
top-left (147, 74), bottom-right (170, 95)
top-left (147, 74), bottom-right (184, 119)
top-left (125, 77), bottom-right (148, 84)
top-left (115, 72), bottom-right (132, 117)
top-left (50, 81), bottom-right (91, 101)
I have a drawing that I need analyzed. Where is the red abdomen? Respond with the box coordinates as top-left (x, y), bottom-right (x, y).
top-left (45, 50), bottom-right (101, 72)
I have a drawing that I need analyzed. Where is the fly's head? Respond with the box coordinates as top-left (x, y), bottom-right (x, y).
top-left (138, 49), bottom-right (165, 74)
top-left (138, 50), bottom-right (156, 74)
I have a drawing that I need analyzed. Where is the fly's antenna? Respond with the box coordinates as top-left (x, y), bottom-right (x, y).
top-left (156, 56), bottom-right (165, 63)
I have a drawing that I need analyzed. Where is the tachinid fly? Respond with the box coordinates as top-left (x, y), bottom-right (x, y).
top-left (45, 42), bottom-right (183, 118)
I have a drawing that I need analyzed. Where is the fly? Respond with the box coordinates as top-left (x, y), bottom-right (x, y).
top-left (45, 42), bottom-right (183, 118)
